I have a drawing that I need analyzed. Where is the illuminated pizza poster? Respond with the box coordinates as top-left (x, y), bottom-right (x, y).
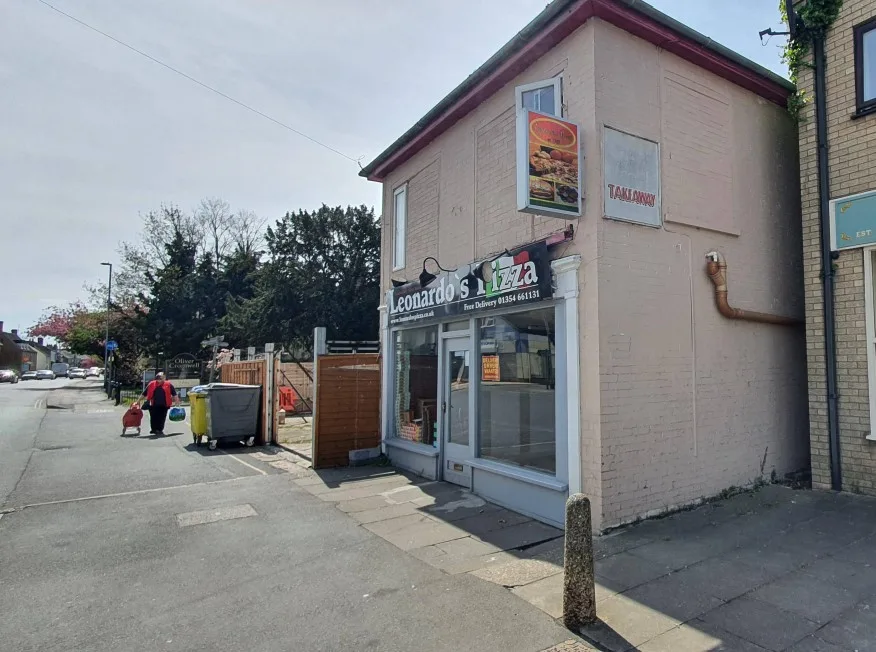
top-left (516, 109), bottom-right (582, 216)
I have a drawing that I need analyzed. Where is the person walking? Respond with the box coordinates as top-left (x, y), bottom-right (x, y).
top-left (141, 372), bottom-right (180, 436)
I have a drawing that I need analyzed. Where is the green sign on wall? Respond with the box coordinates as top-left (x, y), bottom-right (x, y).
top-left (831, 190), bottom-right (876, 251)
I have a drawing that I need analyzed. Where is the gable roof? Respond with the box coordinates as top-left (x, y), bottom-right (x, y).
top-left (360, 0), bottom-right (793, 182)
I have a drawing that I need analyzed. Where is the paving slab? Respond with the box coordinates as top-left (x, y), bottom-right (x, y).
top-left (626, 535), bottom-right (724, 571)
top-left (786, 635), bottom-right (849, 652)
top-left (472, 558), bottom-right (562, 588)
top-left (726, 543), bottom-right (815, 578)
top-left (750, 571), bottom-right (858, 625)
top-left (594, 551), bottom-right (673, 593)
top-left (409, 536), bottom-right (502, 571)
top-left (524, 537), bottom-right (566, 565)
top-left (474, 520), bottom-right (562, 551)
top-left (449, 508), bottom-right (532, 537)
top-left (335, 494), bottom-right (396, 513)
top-left (441, 550), bottom-right (520, 575)
top-left (832, 536), bottom-right (876, 566)
top-left (351, 503), bottom-right (420, 524)
top-left (580, 593), bottom-right (681, 652)
top-left (665, 556), bottom-right (775, 602)
top-left (512, 572), bottom-right (564, 619)
top-left (805, 599), bottom-right (876, 650)
top-left (699, 597), bottom-right (820, 651)
top-left (801, 556), bottom-right (876, 596)
top-left (638, 619), bottom-right (769, 652)
top-left (422, 495), bottom-right (503, 522)
top-left (365, 514), bottom-right (469, 551)
top-left (622, 572), bottom-right (725, 623)
top-left (593, 530), bottom-right (655, 560)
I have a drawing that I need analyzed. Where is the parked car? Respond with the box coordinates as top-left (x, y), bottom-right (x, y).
top-left (0, 369), bottom-right (19, 383)
top-left (69, 368), bottom-right (87, 379)
top-left (36, 370), bottom-right (56, 380)
top-left (86, 367), bottom-right (101, 378)
top-left (51, 362), bottom-right (69, 377)
top-left (20, 371), bottom-right (38, 381)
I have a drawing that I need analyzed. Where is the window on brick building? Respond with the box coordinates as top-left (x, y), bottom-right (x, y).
top-left (393, 185), bottom-right (407, 270)
top-left (855, 17), bottom-right (876, 113)
top-left (516, 77), bottom-right (562, 116)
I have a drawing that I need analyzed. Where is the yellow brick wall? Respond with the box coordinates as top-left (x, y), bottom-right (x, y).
top-left (799, 0), bottom-right (876, 492)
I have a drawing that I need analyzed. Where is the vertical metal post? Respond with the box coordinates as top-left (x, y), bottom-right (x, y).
top-left (311, 327), bottom-right (327, 454)
top-left (264, 342), bottom-right (276, 445)
top-left (100, 262), bottom-right (112, 392)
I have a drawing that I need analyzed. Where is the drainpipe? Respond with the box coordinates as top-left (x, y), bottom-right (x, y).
top-left (814, 34), bottom-right (842, 492)
top-left (705, 252), bottom-right (802, 326)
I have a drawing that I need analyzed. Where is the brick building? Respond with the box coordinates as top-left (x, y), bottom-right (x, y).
top-left (797, 0), bottom-right (876, 493)
top-left (362, 0), bottom-right (808, 530)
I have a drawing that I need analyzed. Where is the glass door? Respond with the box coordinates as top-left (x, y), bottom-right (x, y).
top-left (442, 339), bottom-right (472, 488)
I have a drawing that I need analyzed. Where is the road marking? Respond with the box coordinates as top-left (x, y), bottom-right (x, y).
top-left (219, 451), bottom-right (268, 476)
top-left (8, 476), bottom-right (258, 511)
top-left (184, 416), bottom-right (267, 476)
top-left (176, 503), bottom-right (257, 527)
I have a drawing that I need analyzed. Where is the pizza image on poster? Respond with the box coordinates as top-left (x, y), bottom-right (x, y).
top-left (517, 109), bottom-right (582, 216)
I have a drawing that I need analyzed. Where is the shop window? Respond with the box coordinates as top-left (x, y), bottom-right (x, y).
top-left (393, 185), bottom-right (407, 270)
top-left (394, 326), bottom-right (438, 446)
top-left (516, 77), bottom-right (562, 116)
top-left (856, 17), bottom-right (876, 114)
top-left (478, 307), bottom-right (556, 474)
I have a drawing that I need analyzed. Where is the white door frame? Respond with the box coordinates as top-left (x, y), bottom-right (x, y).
top-left (440, 334), bottom-right (474, 487)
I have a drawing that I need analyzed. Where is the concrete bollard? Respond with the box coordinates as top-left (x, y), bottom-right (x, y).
top-left (563, 493), bottom-right (596, 630)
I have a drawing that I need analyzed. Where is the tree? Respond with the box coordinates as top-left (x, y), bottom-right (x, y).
top-left (223, 205), bottom-right (380, 352)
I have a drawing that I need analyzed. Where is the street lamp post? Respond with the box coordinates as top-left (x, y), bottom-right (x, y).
top-left (100, 262), bottom-right (112, 392)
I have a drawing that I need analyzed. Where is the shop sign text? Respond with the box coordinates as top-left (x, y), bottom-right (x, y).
top-left (389, 241), bottom-right (552, 326)
top-left (603, 127), bottom-right (661, 227)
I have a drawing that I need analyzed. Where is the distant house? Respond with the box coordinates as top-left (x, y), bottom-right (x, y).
top-left (0, 321), bottom-right (24, 371)
top-left (11, 329), bottom-right (51, 370)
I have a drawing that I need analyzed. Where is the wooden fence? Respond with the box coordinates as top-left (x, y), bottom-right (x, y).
top-left (313, 354), bottom-right (380, 468)
top-left (220, 360), bottom-right (270, 444)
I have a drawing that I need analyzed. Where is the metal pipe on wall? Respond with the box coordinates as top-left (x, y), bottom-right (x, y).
top-left (705, 252), bottom-right (802, 327)
top-left (814, 34), bottom-right (842, 492)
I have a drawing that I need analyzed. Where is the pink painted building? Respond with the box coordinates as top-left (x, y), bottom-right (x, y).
top-left (361, 0), bottom-right (808, 530)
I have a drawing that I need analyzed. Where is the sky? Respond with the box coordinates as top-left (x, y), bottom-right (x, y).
top-left (0, 0), bottom-right (789, 334)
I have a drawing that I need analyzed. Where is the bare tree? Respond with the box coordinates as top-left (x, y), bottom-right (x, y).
top-left (230, 209), bottom-right (267, 255)
top-left (196, 197), bottom-right (233, 265)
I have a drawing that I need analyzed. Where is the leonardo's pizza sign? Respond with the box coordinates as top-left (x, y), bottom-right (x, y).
top-left (389, 241), bottom-right (553, 326)
top-left (516, 109), bottom-right (583, 217)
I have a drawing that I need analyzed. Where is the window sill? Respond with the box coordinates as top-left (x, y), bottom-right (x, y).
top-left (469, 458), bottom-right (568, 492)
top-left (852, 104), bottom-right (876, 120)
top-left (865, 433), bottom-right (876, 442)
top-left (386, 437), bottom-right (439, 457)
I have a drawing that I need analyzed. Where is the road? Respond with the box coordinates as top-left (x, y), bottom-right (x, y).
top-left (0, 379), bottom-right (572, 651)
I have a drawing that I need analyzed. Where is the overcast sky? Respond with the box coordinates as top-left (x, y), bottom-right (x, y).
top-left (0, 0), bottom-right (787, 333)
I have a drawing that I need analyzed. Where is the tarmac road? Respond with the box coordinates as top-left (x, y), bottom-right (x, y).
top-left (0, 381), bottom-right (572, 651)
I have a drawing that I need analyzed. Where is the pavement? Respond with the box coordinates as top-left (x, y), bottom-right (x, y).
top-left (287, 453), bottom-right (876, 651)
top-left (0, 379), bottom-right (582, 651)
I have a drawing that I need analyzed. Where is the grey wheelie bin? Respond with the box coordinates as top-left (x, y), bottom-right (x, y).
top-left (190, 383), bottom-right (261, 450)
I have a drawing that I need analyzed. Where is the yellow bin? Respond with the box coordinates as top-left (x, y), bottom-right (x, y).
top-left (189, 388), bottom-right (209, 444)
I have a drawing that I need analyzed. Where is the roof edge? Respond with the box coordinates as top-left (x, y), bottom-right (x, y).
top-left (361, 0), bottom-right (793, 181)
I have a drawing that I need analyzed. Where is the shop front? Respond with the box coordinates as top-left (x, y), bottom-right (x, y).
top-left (380, 241), bottom-right (581, 527)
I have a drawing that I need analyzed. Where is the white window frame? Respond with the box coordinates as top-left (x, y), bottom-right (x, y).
top-left (392, 185), bottom-right (407, 271)
top-left (515, 77), bottom-right (563, 116)
top-left (865, 247), bottom-right (876, 440)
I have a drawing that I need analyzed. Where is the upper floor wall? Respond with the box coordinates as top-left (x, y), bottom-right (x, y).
top-left (378, 22), bottom-right (595, 294)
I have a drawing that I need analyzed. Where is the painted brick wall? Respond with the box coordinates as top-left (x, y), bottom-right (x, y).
top-left (593, 20), bottom-right (807, 528)
top-left (798, 0), bottom-right (876, 493)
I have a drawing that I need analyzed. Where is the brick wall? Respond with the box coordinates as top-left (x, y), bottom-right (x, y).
top-left (594, 21), bottom-right (807, 527)
top-left (799, 0), bottom-right (876, 492)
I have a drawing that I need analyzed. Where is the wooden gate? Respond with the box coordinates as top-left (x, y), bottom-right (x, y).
top-left (220, 360), bottom-right (270, 444)
top-left (313, 354), bottom-right (380, 468)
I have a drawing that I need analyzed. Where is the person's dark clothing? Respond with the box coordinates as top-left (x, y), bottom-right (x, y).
top-left (149, 406), bottom-right (168, 434)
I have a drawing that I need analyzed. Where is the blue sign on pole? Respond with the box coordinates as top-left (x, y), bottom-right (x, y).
top-left (831, 190), bottom-right (876, 251)
top-left (106, 340), bottom-right (118, 351)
